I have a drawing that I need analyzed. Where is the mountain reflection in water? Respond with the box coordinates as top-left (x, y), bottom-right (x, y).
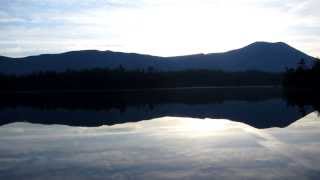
top-left (1, 113), bottom-right (320, 180)
top-left (0, 87), bottom-right (317, 128)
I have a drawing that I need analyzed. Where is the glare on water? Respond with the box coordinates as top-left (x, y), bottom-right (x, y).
top-left (0, 112), bottom-right (320, 180)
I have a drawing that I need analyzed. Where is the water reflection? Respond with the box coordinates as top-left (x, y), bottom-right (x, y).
top-left (0, 113), bottom-right (320, 180)
top-left (1, 87), bottom-right (320, 179)
top-left (0, 87), bottom-right (316, 128)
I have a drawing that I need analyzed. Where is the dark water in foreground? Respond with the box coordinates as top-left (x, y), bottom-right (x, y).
top-left (0, 87), bottom-right (319, 180)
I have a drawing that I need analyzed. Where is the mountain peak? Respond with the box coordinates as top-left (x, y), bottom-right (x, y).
top-left (237, 41), bottom-right (298, 54)
top-left (247, 41), bottom-right (289, 47)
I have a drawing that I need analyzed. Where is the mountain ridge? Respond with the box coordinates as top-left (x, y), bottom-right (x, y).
top-left (0, 41), bottom-right (315, 74)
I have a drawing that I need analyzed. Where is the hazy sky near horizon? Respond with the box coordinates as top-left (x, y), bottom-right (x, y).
top-left (0, 0), bottom-right (319, 57)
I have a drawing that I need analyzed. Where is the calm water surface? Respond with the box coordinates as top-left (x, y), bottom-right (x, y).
top-left (0, 87), bottom-right (319, 180)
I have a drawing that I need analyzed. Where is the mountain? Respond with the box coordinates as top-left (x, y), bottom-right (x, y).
top-left (0, 42), bottom-right (315, 74)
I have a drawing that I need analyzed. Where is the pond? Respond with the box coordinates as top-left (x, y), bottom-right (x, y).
top-left (0, 87), bottom-right (319, 179)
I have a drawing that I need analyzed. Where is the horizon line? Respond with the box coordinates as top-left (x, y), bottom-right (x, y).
top-left (0, 41), bottom-right (299, 59)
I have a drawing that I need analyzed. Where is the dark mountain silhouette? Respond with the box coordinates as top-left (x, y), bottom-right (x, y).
top-left (0, 42), bottom-right (315, 74)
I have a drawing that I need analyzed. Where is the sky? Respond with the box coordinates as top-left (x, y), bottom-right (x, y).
top-left (0, 0), bottom-right (319, 58)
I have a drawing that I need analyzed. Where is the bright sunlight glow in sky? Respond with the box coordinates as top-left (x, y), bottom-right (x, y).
top-left (0, 0), bottom-right (319, 57)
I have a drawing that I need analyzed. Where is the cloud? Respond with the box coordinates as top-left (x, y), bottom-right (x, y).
top-left (0, 0), bottom-right (319, 57)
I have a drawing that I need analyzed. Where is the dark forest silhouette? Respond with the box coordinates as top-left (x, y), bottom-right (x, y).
top-left (283, 58), bottom-right (320, 89)
top-left (282, 58), bottom-right (320, 113)
top-left (0, 68), bottom-right (281, 91)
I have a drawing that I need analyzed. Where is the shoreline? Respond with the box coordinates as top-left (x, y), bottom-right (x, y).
top-left (0, 85), bottom-right (282, 95)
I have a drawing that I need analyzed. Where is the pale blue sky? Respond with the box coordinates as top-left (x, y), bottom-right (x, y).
top-left (0, 0), bottom-right (319, 57)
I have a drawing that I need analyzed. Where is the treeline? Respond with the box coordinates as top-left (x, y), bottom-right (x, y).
top-left (0, 68), bottom-right (282, 91)
top-left (283, 58), bottom-right (320, 89)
